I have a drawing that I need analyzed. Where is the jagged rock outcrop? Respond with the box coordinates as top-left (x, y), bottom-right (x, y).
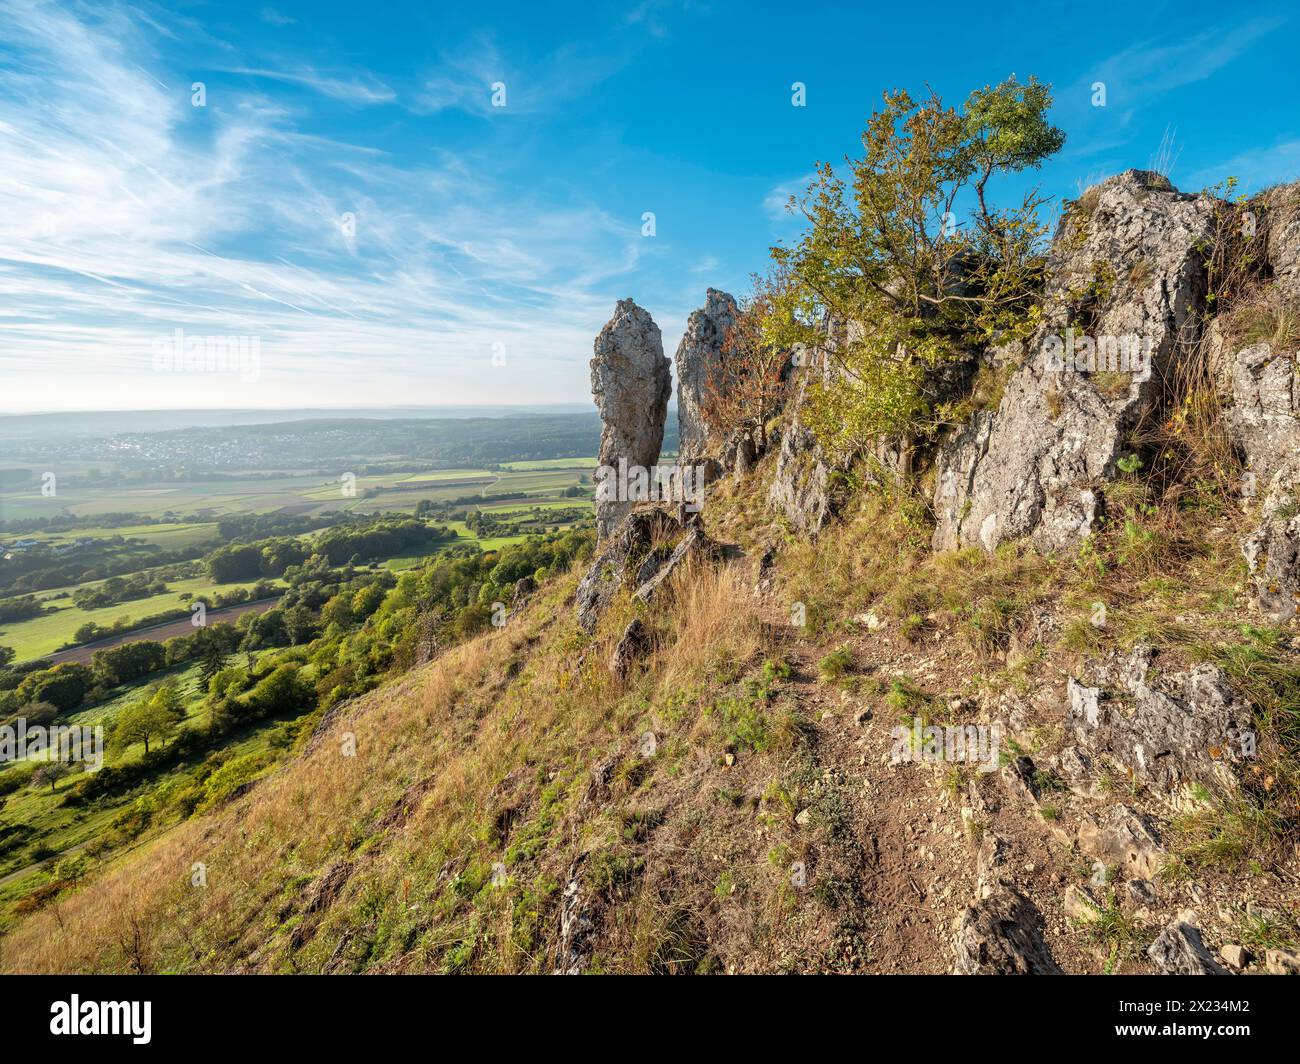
top-left (574, 508), bottom-right (720, 634)
top-left (609, 618), bottom-right (651, 678)
top-left (591, 299), bottom-right (671, 540)
top-left (933, 170), bottom-right (1218, 553)
top-left (768, 376), bottom-right (839, 534)
top-left (952, 888), bottom-right (1061, 974)
top-left (1148, 914), bottom-right (1229, 975)
top-left (1060, 645), bottom-right (1253, 799)
top-left (575, 509), bottom-right (670, 633)
top-left (1223, 184), bottom-right (1300, 618)
top-left (555, 858), bottom-right (597, 975)
top-left (1220, 338), bottom-right (1300, 484)
top-left (952, 832), bottom-right (1061, 974)
top-left (632, 524), bottom-right (720, 604)
top-left (1242, 466), bottom-right (1300, 622)
top-left (675, 288), bottom-right (737, 461)
top-left (1260, 183), bottom-right (1300, 299)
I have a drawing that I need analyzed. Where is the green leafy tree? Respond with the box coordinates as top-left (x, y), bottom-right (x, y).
top-left (113, 698), bottom-right (178, 755)
top-left (768, 76), bottom-right (1064, 469)
top-left (194, 628), bottom-right (232, 690)
top-left (146, 680), bottom-right (186, 722)
top-left (31, 761), bottom-right (71, 792)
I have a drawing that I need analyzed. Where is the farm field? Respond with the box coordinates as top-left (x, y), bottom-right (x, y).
top-left (0, 465), bottom-right (592, 523)
top-left (0, 411), bottom-right (602, 933)
top-left (2, 455), bottom-right (595, 663)
top-left (498, 457), bottom-right (596, 470)
top-left (0, 576), bottom-right (279, 662)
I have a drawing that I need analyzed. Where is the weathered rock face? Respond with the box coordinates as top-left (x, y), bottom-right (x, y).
top-left (591, 299), bottom-right (671, 540)
top-left (674, 288), bottom-right (737, 460)
top-left (768, 377), bottom-right (838, 534)
top-left (952, 888), bottom-right (1061, 974)
top-left (573, 508), bottom-right (720, 634)
top-left (609, 618), bottom-right (651, 679)
top-left (1148, 915), bottom-right (1229, 975)
top-left (555, 858), bottom-right (597, 975)
top-left (933, 170), bottom-right (1218, 553)
top-left (952, 832), bottom-right (1060, 974)
top-left (1077, 804), bottom-right (1165, 879)
top-left (1261, 183), bottom-right (1300, 299)
top-left (1060, 645), bottom-right (1253, 800)
top-left (1242, 466), bottom-right (1300, 622)
top-left (1222, 339), bottom-right (1300, 484)
top-left (1219, 184), bottom-right (1300, 619)
top-left (575, 509), bottom-right (668, 634)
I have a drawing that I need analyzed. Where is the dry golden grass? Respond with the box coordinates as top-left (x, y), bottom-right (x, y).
top-left (0, 551), bottom-right (771, 974)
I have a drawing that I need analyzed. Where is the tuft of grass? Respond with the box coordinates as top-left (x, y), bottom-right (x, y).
top-left (1078, 892), bottom-right (1148, 969)
top-left (817, 644), bottom-right (855, 684)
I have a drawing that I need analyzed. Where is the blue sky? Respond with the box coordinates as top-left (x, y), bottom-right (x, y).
top-left (0, 0), bottom-right (1296, 412)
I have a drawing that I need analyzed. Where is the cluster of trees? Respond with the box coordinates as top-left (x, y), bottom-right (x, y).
top-left (65, 578), bottom-right (269, 650)
top-left (462, 509), bottom-right (514, 538)
top-left (0, 621), bottom-right (246, 721)
top-left (0, 596), bottom-right (47, 624)
top-left (214, 512), bottom-right (337, 542)
top-left (72, 572), bottom-right (167, 610)
top-left (1, 539), bottom-right (201, 596)
top-left (205, 538), bottom-right (308, 583)
top-left (1, 528), bottom-right (595, 872)
top-left (203, 517), bottom-right (450, 583)
top-left (314, 518), bottom-right (451, 567)
top-left (0, 511), bottom-right (176, 535)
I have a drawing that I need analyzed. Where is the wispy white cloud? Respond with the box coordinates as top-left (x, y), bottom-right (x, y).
top-left (1183, 138), bottom-right (1300, 195)
top-left (0, 0), bottom-right (647, 411)
top-left (1060, 12), bottom-right (1289, 169)
top-left (762, 173), bottom-right (815, 221)
top-left (414, 33), bottom-right (635, 117)
top-left (259, 6), bottom-right (295, 26)
top-left (223, 66), bottom-right (396, 105)
top-left (1085, 14), bottom-right (1285, 105)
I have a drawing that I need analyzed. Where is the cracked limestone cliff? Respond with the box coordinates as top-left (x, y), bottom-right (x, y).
top-left (674, 288), bottom-right (738, 463)
top-left (1223, 182), bottom-right (1300, 621)
top-left (590, 298), bottom-right (671, 540)
top-left (932, 170), bottom-right (1218, 554)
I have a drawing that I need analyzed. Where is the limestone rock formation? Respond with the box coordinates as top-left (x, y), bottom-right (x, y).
top-left (574, 508), bottom-right (720, 634)
top-left (674, 288), bottom-right (737, 460)
top-left (1061, 645), bottom-right (1252, 798)
top-left (1242, 466), bottom-right (1300, 622)
top-left (575, 509), bottom-right (671, 634)
top-left (932, 170), bottom-right (1218, 553)
top-left (591, 299), bottom-right (671, 540)
top-left (1260, 182), bottom-right (1300, 299)
top-left (1221, 339), bottom-right (1300, 484)
top-left (555, 858), bottom-right (597, 975)
top-left (952, 888), bottom-right (1061, 974)
top-left (609, 618), bottom-right (651, 679)
top-left (1148, 915), bottom-right (1229, 975)
top-left (1077, 804), bottom-right (1165, 879)
top-left (768, 376), bottom-right (839, 534)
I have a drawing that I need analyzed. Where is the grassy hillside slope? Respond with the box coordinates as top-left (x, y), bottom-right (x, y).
top-left (2, 461), bottom-right (1297, 974)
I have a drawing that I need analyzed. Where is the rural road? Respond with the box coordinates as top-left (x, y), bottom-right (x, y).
top-left (40, 595), bottom-right (283, 666)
